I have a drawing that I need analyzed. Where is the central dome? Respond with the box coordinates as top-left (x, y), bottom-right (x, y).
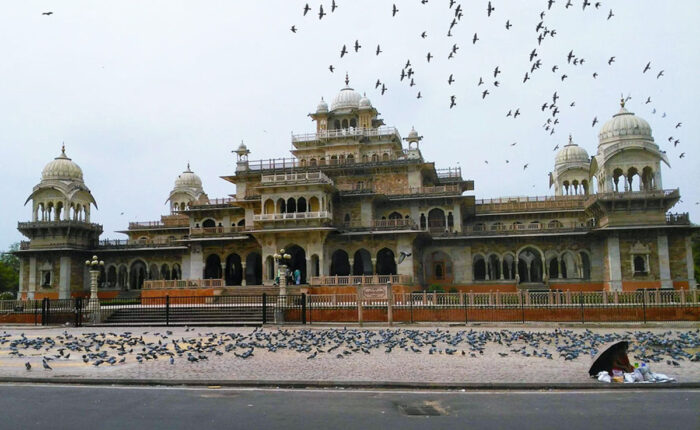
top-left (174, 164), bottom-right (203, 189)
top-left (331, 86), bottom-right (362, 111)
top-left (598, 100), bottom-right (652, 143)
top-left (41, 146), bottom-right (84, 181)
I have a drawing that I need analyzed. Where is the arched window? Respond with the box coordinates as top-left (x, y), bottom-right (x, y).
top-left (160, 264), bottom-right (170, 280)
top-left (350, 118), bottom-right (357, 128)
top-left (487, 254), bottom-right (501, 280)
top-left (580, 252), bottom-right (591, 279)
top-left (473, 255), bottom-right (486, 281)
top-left (633, 256), bottom-right (646, 274)
top-left (204, 254), bottom-right (222, 279)
top-left (388, 212), bottom-right (402, 220)
top-left (342, 119), bottom-right (348, 129)
top-left (202, 219), bottom-right (216, 228)
top-left (372, 154), bottom-right (378, 162)
top-left (517, 247), bottom-right (543, 283)
top-left (309, 196), bottom-right (320, 212)
top-left (376, 248), bottom-right (397, 275)
top-left (310, 158), bottom-right (317, 167)
top-left (548, 220), bottom-right (563, 229)
top-left (420, 213), bottom-right (427, 229)
top-left (300, 159), bottom-right (307, 167)
top-left (297, 197), bottom-right (307, 213)
top-left (428, 208), bottom-right (446, 232)
top-left (319, 157), bottom-right (326, 165)
top-left (382, 153), bottom-right (389, 161)
top-left (286, 197), bottom-right (297, 213)
top-left (330, 155), bottom-right (338, 165)
top-left (346, 154), bottom-right (354, 164)
top-left (334, 120), bottom-right (340, 129)
top-left (502, 254), bottom-right (516, 280)
top-left (353, 249), bottom-right (373, 276)
top-left (330, 250), bottom-right (351, 276)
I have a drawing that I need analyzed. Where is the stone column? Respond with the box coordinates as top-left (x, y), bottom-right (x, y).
top-left (370, 258), bottom-right (377, 275)
top-left (686, 236), bottom-right (697, 289)
top-left (59, 256), bottom-right (71, 299)
top-left (605, 235), bottom-right (622, 292)
top-left (452, 204), bottom-right (462, 233)
top-left (18, 259), bottom-right (24, 298)
top-left (241, 262), bottom-right (247, 286)
top-left (305, 258), bottom-right (312, 284)
top-left (188, 244), bottom-right (204, 280)
top-left (657, 234), bottom-right (673, 289)
top-left (28, 257), bottom-right (37, 300)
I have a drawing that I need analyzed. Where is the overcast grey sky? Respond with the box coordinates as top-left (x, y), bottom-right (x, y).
top-left (1, 1), bottom-right (698, 249)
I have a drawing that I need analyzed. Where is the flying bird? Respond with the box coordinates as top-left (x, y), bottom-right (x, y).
top-left (473, 33), bottom-right (479, 44)
top-left (290, 25), bottom-right (297, 33)
top-left (505, 20), bottom-right (512, 30)
top-left (416, 92), bottom-right (422, 99)
top-left (42, 11), bottom-right (53, 16)
top-left (608, 56), bottom-right (615, 65)
top-left (392, 4), bottom-right (399, 16)
top-left (607, 9), bottom-right (614, 20)
top-left (643, 61), bottom-right (651, 73)
top-left (675, 122), bottom-right (682, 128)
top-left (354, 40), bottom-right (361, 52)
top-left (487, 1), bottom-right (495, 17)
top-left (657, 70), bottom-right (664, 79)
top-left (426, 52), bottom-right (433, 62)
top-left (329, 65), bottom-right (335, 73)
top-left (448, 74), bottom-right (455, 85)
top-left (318, 4), bottom-right (326, 19)
top-left (421, 31), bottom-right (427, 38)
top-left (592, 117), bottom-right (598, 127)
top-left (332, 0), bottom-right (338, 12)
top-left (303, 4), bottom-right (310, 16)
top-left (450, 95), bottom-right (456, 108)
top-left (482, 89), bottom-right (490, 99)
top-left (398, 251), bottom-right (412, 264)
top-left (376, 45), bottom-right (382, 55)
top-left (340, 45), bottom-right (347, 58)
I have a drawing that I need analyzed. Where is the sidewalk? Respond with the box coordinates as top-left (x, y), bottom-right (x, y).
top-left (0, 325), bottom-right (698, 388)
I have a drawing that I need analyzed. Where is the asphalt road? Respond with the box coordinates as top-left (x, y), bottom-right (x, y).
top-left (0, 384), bottom-right (697, 430)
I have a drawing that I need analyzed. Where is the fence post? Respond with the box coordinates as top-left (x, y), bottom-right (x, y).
top-left (262, 293), bottom-right (267, 324)
top-left (75, 297), bottom-right (82, 327)
top-left (409, 292), bottom-right (413, 323)
top-left (34, 300), bottom-right (38, 326)
top-left (165, 295), bottom-right (170, 327)
top-left (642, 289), bottom-right (647, 324)
top-left (41, 298), bottom-right (48, 326)
top-left (301, 293), bottom-right (307, 325)
top-left (520, 290), bottom-right (525, 324)
top-left (580, 292), bottom-right (584, 324)
top-left (464, 293), bottom-right (468, 324)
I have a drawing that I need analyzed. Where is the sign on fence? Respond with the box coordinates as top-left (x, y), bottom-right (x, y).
top-left (357, 283), bottom-right (393, 326)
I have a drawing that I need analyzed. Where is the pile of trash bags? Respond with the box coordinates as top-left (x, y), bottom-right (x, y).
top-left (589, 341), bottom-right (676, 384)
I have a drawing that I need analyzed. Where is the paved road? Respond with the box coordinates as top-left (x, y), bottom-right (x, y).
top-left (1, 384), bottom-right (697, 430)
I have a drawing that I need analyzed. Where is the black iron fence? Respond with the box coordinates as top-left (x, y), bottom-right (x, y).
top-left (0, 290), bottom-right (697, 326)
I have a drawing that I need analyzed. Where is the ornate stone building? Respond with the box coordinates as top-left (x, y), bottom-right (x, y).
top-left (15, 83), bottom-right (697, 299)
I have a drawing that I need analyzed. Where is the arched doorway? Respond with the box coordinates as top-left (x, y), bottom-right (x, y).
top-left (149, 264), bottom-right (160, 280)
top-left (376, 248), bottom-right (397, 275)
top-left (428, 208), bottom-right (446, 232)
top-left (202, 219), bottom-right (216, 228)
top-left (129, 260), bottom-right (147, 290)
top-left (225, 253), bottom-right (242, 286)
top-left (172, 264), bottom-right (181, 280)
top-left (517, 247), bottom-right (543, 283)
top-left (427, 251), bottom-right (453, 283)
top-left (473, 255), bottom-right (486, 281)
top-left (330, 250), bottom-right (351, 276)
top-left (311, 254), bottom-right (320, 277)
top-left (352, 249), bottom-right (372, 276)
top-left (160, 264), bottom-right (170, 280)
top-left (204, 254), bottom-right (222, 279)
top-left (245, 252), bottom-right (263, 285)
top-left (284, 245), bottom-right (307, 284)
top-left (107, 266), bottom-right (117, 288)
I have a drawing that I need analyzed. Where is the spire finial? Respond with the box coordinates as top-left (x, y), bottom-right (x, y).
top-left (187, 162), bottom-right (190, 171)
top-left (568, 134), bottom-right (573, 145)
top-left (345, 72), bottom-right (349, 86)
top-left (61, 142), bottom-right (65, 155)
top-left (620, 93), bottom-right (625, 108)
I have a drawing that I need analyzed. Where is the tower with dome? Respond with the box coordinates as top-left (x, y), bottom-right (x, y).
top-left (13, 81), bottom-right (696, 303)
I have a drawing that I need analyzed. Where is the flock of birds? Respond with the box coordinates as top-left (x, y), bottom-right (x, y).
top-left (288, 0), bottom-right (689, 180)
top-left (4, 328), bottom-right (699, 372)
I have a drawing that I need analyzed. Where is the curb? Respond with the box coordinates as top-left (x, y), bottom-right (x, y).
top-left (0, 377), bottom-right (698, 391)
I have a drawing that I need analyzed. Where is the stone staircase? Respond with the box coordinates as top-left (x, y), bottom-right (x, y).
top-left (101, 304), bottom-right (266, 326)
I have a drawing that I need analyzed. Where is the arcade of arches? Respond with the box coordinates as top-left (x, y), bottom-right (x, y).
top-left (472, 247), bottom-right (591, 283)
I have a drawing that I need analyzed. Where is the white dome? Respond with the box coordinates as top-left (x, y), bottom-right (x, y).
top-left (598, 101), bottom-right (652, 143)
top-left (41, 146), bottom-right (84, 181)
top-left (316, 98), bottom-right (328, 113)
top-left (407, 127), bottom-right (419, 139)
top-left (555, 137), bottom-right (589, 167)
top-left (358, 93), bottom-right (372, 109)
top-left (331, 86), bottom-right (362, 111)
top-left (174, 164), bottom-right (203, 189)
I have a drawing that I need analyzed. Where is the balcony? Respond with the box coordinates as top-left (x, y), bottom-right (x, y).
top-left (189, 226), bottom-right (249, 237)
top-left (96, 238), bottom-right (185, 249)
top-left (463, 220), bottom-right (591, 236)
top-left (128, 218), bottom-right (189, 230)
top-left (343, 218), bottom-right (421, 232)
top-left (476, 195), bottom-right (586, 214)
top-left (187, 198), bottom-right (237, 209)
top-left (666, 213), bottom-right (690, 225)
top-left (292, 126), bottom-right (401, 144)
top-left (253, 211), bottom-right (332, 222)
top-left (260, 171), bottom-right (334, 186)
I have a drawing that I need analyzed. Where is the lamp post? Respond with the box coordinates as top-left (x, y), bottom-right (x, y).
top-left (85, 255), bottom-right (104, 306)
top-left (273, 249), bottom-right (292, 296)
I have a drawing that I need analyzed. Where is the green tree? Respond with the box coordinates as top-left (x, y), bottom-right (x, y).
top-left (0, 243), bottom-right (20, 295)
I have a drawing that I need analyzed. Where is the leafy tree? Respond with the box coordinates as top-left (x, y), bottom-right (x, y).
top-left (0, 243), bottom-right (19, 295)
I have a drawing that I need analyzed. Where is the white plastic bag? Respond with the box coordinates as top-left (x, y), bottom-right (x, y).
top-left (597, 371), bottom-right (611, 383)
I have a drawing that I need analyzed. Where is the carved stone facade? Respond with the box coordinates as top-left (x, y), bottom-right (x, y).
top-left (14, 83), bottom-right (697, 299)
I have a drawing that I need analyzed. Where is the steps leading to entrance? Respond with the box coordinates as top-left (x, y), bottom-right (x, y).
top-left (102, 305), bottom-right (264, 325)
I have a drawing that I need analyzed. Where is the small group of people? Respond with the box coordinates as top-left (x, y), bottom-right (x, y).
top-left (274, 267), bottom-right (302, 286)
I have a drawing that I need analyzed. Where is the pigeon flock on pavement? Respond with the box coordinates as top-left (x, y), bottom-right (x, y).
top-left (2, 328), bottom-right (698, 371)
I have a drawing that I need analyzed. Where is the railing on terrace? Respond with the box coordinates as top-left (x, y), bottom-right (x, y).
top-left (189, 226), bottom-right (249, 236)
top-left (261, 171), bottom-right (333, 185)
top-left (128, 219), bottom-right (189, 229)
top-left (464, 221), bottom-right (591, 235)
top-left (18, 220), bottom-right (102, 229)
top-left (344, 218), bottom-right (421, 231)
top-left (253, 211), bottom-right (331, 222)
top-left (586, 189), bottom-right (679, 206)
top-left (435, 167), bottom-right (462, 179)
top-left (97, 238), bottom-right (183, 248)
top-left (246, 153), bottom-right (416, 172)
top-left (476, 195), bottom-right (586, 213)
top-left (143, 279), bottom-right (224, 289)
top-left (188, 198), bottom-right (237, 208)
top-left (309, 274), bottom-right (411, 286)
top-left (291, 126), bottom-right (401, 143)
top-left (337, 184), bottom-right (462, 197)
top-left (666, 213), bottom-right (690, 225)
